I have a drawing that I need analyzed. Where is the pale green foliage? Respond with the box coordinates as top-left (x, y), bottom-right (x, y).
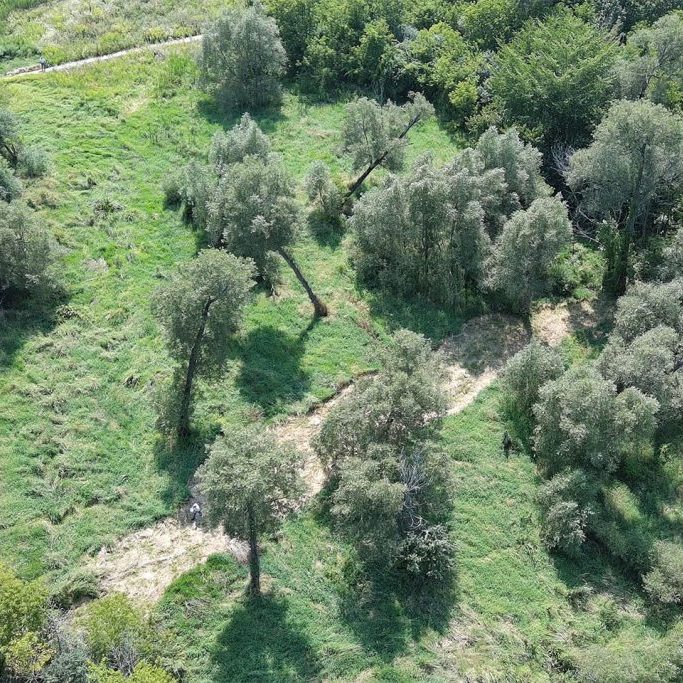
top-left (660, 227), bottom-right (683, 280)
top-left (206, 154), bottom-right (299, 267)
top-left (537, 469), bottom-right (596, 555)
top-left (78, 593), bottom-right (145, 663)
top-left (567, 100), bottom-right (683, 232)
top-left (475, 127), bottom-right (550, 209)
top-left (533, 366), bottom-right (658, 476)
top-left (200, 3), bottom-right (287, 110)
top-left (503, 341), bottom-right (564, 417)
top-left (17, 145), bottom-right (50, 178)
top-left (152, 250), bottom-right (255, 367)
top-left (197, 426), bottom-right (303, 559)
top-left (0, 200), bottom-right (58, 300)
top-left (317, 330), bottom-right (452, 567)
top-left (488, 196), bottom-right (572, 311)
top-left (304, 161), bottom-right (341, 218)
top-left (612, 278), bottom-right (683, 342)
top-left (490, 12), bottom-right (618, 147)
top-left (210, 113), bottom-right (271, 171)
top-left (599, 325), bottom-right (683, 424)
top-left (615, 12), bottom-right (683, 109)
top-left (163, 161), bottom-right (215, 229)
top-left (643, 540), bottom-right (683, 604)
top-left (341, 92), bottom-right (434, 174)
top-left (315, 329), bottom-right (447, 469)
top-left (0, 158), bottom-right (22, 201)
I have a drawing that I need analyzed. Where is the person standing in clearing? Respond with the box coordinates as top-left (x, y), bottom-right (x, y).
top-left (190, 502), bottom-right (202, 529)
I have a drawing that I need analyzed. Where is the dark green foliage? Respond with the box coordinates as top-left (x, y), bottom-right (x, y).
top-left (200, 3), bottom-right (287, 110)
top-left (395, 524), bottom-right (454, 581)
top-left (489, 11), bottom-right (618, 149)
top-left (43, 642), bottom-right (90, 683)
top-left (0, 158), bottom-right (22, 201)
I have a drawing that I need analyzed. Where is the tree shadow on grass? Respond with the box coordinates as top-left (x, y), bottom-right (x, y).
top-left (306, 209), bottom-right (344, 249)
top-left (197, 97), bottom-right (287, 135)
top-left (154, 435), bottom-right (207, 508)
top-left (235, 323), bottom-right (314, 418)
top-left (336, 561), bottom-right (459, 662)
top-left (212, 593), bottom-right (321, 683)
top-left (0, 302), bottom-right (59, 369)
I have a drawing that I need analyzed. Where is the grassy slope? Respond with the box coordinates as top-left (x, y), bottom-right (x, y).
top-left (0, 47), bottom-right (463, 578)
top-left (158, 387), bottom-right (670, 682)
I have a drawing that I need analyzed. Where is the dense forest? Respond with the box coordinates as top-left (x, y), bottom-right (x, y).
top-left (0, 0), bottom-right (682, 680)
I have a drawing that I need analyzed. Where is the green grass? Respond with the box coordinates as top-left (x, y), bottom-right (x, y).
top-left (157, 388), bottom-right (676, 682)
top-left (0, 47), bottom-right (464, 578)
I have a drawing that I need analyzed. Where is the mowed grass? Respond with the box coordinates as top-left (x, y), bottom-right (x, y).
top-left (157, 387), bottom-right (673, 682)
top-left (0, 47), bottom-right (464, 578)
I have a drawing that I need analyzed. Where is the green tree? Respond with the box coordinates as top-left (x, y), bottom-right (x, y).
top-left (489, 12), bottom-right (618, 150)
top-left (487, 196), bottom-right (572, 311)
top-left (0, 201), bottom-right (58, 304)
top-left (533, 365), bottom-right (658, 477)
top-left (152, 250), bottom-right (255, 438)
top-left (566, 99), bottom-right (683, 293)
top-left (207, 154), bottom-right (328, 316)
top-left (503, 340), bottom-right (564, 419)
top-left (341, 92), bottom-right (434, 198)
top-left (197, 427), bottom-right (303, 596)
top-left (304, 161), bottom-right (342, 219)
top-left (616, 12), bottom-right (683, 110)
top-left (200, 2), bottom-right (287, 110)
top-left (0, 158), bottom-right (22, 202)
top-left (210, 113), bottom-right (271, 171)
top-left (660, 227), bottom-right (683, 280)
top-left (0, 108), bottom-right (20, 166)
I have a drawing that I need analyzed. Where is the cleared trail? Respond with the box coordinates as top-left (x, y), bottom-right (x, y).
top-left (4, 34), bottom-right (202, 77)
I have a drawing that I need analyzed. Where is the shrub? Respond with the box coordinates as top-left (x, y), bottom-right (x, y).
top-left (643, 540), bottom-right (683, 605)
top-left (43, 641), bottom-right (90, 683)
top-left (200, 3), bottom-right (287, 110)
top-left (18, 145), bottom-right (50, 177)
top-left (79, 593), bottom-right (145, 666)
top-left (503, 341), bottom-right (563, 419)
top-left (659, 228), bottom-right (683, 281)
top-left (395, 524), bottom-right (454, 581)
top-left (88, 661), bottom-right (176, 683)
top-left (165, 161), bottom-right (214, 229)
top-left (0, 562), bottom-right (48, 651)
top-left (3, 631), bottom-right (53, 680)
top-left (304, 161), bottom-right (342, 219)
top-left (0, 159), bottom-right (22, 202)
top-left (0, 201), bottom-right (58, 302)
top-left (210, 113), bottom-right (271, 170)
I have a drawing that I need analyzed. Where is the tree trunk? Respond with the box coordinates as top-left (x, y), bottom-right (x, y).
top-left (343, 115), bottom-right (422, 201)
top-left (277, 247), bottom-right (328, 317)
top-left (177, 297), bottom-right (213, 439)
top-left (247, 505), bottom-right (260, 596)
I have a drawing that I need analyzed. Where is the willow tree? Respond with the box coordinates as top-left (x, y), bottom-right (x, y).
top-left (207, 154), bottom-right (328, 317)
top-left (152, 250), bottom-right (255, 439)
top-left (197, 427), bottom-right (303, 595)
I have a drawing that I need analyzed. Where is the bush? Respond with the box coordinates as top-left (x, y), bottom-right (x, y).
top-left (0, 201), bottom-right (59, 301)
top-left (0, 158), bottom-right (22, 201)
top-left (537, 469), bottom-right (596, 556)
top-left (50, 569), bottom-right (101, 609)
top-left (0, 562), bottom-right (48, 651)
top-left (503, 341), bottom-right (563, 419)
top-left (18, 145), bottom-right (50, 177)
top-left (304, 161), bottom-right (341, 219)
top-left (659, 228), bottom-right (683, 281)
top-left (43, 641), bottom-right (90, 683)
top-left (165, 161), bottom-right (214, 229)
top-left (210, 113), bottom-right (271, 170)
top-left (643, 541), bottom-right (683, 605)
top-left (88, 661), bottom-right (176, 683)
top-left (79, 594), bottom-right (145, 668)
top-left (395, 524), bottom-right (454, 581)
top-left (200, 4), bottom-right (287, 110)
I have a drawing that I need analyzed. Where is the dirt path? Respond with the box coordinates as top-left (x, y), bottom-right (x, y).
top-left (85, 307), bottom-right (585, 603)
top-left (4, 34), bottom-right (202, 77)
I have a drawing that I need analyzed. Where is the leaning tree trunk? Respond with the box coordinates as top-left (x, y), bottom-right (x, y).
top-left (177, 297), bottom-right (212, 439)
top-left (247, 504), bottom-right (261, 596)
top-left (277, 247), bottom-right (328, 317)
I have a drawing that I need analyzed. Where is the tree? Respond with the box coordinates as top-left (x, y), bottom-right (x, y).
top-left (489, 12), bottom-right (618, 150)
top-left (315, 330), bottom-right (453, 570)
top-left (304, 161), bottom-right (342, 219)
top-left (615, 12), bottom-right (683, 110)
top-left (0, 158), bottom-right (22, 202)
top-left (210, 113), bottom-right (271, 171)
top-left (207, 154), bottom-right (328, 316)
top-left (487, 196), bottom-right (572, 311)
top-left (341, 92), bottom-right (434, 198)
top-left (660, 227), bottom-right (683, 280)
top-left (152, 250), bottom-right (255, 438)
top-left (503, 341), bottom-right (564, 419)
top-left (0, 108), bottom-right (20, 166)
top-left (197, 426), bottom-right (303, 595)
top-left (566, 99), bottom-right (683, 293)
top-left (0, 201), bottom-right (58, 304)
top-left (200, 2), bottom-right (287, 110)
top-left (533, 365), bottom-right (658, 477)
